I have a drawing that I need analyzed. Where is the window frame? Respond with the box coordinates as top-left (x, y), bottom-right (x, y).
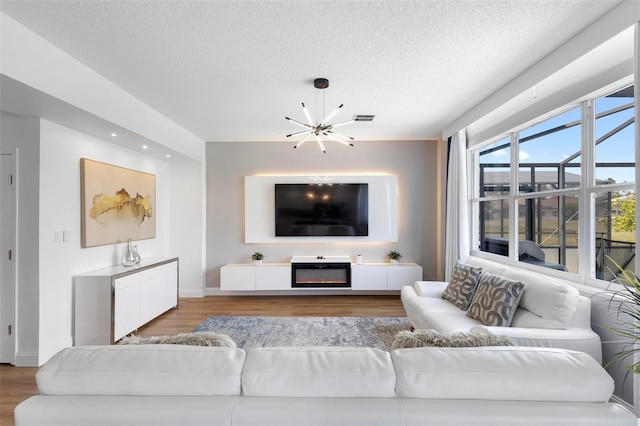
top-left (470, 82), bottom-right (635, 289)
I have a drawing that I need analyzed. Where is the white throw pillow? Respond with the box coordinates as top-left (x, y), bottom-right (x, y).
top-left (501, 268), bottom-right (579, 329)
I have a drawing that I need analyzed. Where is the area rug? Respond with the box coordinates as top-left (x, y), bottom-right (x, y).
top-left (193, 316), bottom-right (411, 350)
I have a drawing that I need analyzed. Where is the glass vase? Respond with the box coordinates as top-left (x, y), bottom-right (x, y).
top-left (133, 245), bottom-right (141, 264)
top-left (122, 239), bottom-right (137, 267)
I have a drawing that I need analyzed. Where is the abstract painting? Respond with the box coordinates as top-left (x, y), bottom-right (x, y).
top-left (81, 158), bottom-right (156, 248)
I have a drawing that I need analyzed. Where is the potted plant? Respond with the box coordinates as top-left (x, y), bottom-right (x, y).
top-left (600, 262), bottom-right (640, 374)
top-left (251, 251), bottom-right (264, 266)
top-left (387, 250), bottom-right (402, 266)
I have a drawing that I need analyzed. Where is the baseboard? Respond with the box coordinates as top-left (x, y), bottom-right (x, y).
top-left (179, 288), bottom-right (206, 298)
top-left (14, 351), bottom-right (39, 367)
top-left (204, 287), bottom-right (399, 296)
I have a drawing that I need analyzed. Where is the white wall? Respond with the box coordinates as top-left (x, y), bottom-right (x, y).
top-left (169, 161), bottom-right (206, 297)
top-left (37, 120), bottom-right (173, 363)
top-left (206, 140), bottom-right (440, 290)
top-left (0, 111), bottom-right (41, 366)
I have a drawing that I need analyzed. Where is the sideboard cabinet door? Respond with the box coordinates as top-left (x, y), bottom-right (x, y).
top-left (113, 274), bottom-right (141, 341)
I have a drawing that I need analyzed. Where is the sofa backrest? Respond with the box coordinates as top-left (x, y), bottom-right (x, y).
top-left (392, 346), bottom-right (613, 403)
top-left (35, 344), bottom-right (615, 405)
top-left (241, 346), bottom-right (396, 397)
top-left (465, 257), bottom-right (580, 329)
top-left (36, 345), bottom-right (246, 396)
top-left (465, 257), bottom-right (508, 275)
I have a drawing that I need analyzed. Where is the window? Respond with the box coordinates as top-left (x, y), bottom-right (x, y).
top-left (473, 84), bottom-right (635, 281)
top-left (595, 189), bottom-right (636, 280)
top-left (595, 86), bottom-right (635, 185)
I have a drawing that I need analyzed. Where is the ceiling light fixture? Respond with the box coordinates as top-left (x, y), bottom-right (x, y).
top-left (285, 78), bottom-right (374, 153)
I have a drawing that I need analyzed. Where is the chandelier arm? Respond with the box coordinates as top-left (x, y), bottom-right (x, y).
top-left (315, 135), bottom-right (326, 154)
top-left (323, 132), bottom-right (354, 147)
top-left (327, 119), bottom-right (355, 129)
top-left (285, 116), bottom-right (313, 130)
top-left (301, 103), bottom-right (314, 126)
top-left (326, 131), bottom-right (355, 141)
top-left (320, 104), bottom-right (344, 126)
top-left (293, 132), bottom-right (313, 149)
top-left (287, 129), bottom-right (313, 138)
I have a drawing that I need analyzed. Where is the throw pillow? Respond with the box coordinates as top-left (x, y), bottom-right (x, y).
top-left (441, 262), bottom-right (483, 310)
top-left (118, 331), bottom-right (236, 347)
top-left (466, 273), bottom-right (524, 327)
top-left (391, 327), bottom-right (513, 349)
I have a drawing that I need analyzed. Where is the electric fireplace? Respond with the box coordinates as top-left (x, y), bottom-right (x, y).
top-left (290, 256), bottom-right (351, 288)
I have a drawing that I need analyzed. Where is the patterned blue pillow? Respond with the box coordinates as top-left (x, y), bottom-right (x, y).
top-left (466, 273), bottom-right (524, 327)
top-left (442, 262), bottom-right (482, 310)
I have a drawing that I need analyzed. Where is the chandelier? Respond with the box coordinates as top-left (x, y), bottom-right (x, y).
top-left (285, 78), bottom-right (374, 153)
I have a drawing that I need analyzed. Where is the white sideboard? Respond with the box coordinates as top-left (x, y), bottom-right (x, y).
top-left (220, 262), bottom-right (422, 292)
top-left (74, 257), bottom-right (179, 345)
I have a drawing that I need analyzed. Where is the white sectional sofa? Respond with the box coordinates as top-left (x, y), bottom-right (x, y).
top-left (401, 256), bottom-right (603, 362)
top-left (14, 344), bottom-right (634, 426)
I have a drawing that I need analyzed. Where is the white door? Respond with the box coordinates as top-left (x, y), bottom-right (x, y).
top-left (0, 153), bottom-right (16, 363)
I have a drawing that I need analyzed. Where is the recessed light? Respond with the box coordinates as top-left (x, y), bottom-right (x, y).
top-left (142, 145), bottom-right (148, 149)
top-left (166, 154), bottom-right (171, 158)
top-left (110, 133), bottom-right (117, 137)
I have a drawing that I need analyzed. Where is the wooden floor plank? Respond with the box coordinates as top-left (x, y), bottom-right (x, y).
top-left (0, 295), bottom-right (405, 426)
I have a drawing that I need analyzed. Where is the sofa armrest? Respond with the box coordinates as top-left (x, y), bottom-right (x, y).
top-left (413, 281), bottom-right (448, 298)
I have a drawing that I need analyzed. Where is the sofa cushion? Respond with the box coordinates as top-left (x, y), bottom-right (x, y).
top-left (466, 273), bottom-right (524, 327)
top-left (392, 346), bottom-right (614, 402)
top-left (420, 311), bottom-right (484, 334)
top-left (241, 346), bottom-right (396, 398)
top-left (36, 345), bottom-right (246, 396)
top-left (501, 268), bottom-right (579, 329)
top-left (441, 262), bottom-right (482, 310)
top-left (401, 291), bottom-right (483, 333)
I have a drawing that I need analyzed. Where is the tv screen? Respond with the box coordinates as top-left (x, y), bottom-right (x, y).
top-left (275, 183), bottom-right (368, 236)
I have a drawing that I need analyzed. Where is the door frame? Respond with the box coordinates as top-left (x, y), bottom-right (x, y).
top-left (0, 148), bottom-right (18, 364)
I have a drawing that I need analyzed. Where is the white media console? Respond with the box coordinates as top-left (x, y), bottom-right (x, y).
top-left (220, 256), bottom-right (422, 292)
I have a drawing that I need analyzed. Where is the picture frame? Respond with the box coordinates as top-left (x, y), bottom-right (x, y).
top-left (80, 158), bottom-right (156, 248)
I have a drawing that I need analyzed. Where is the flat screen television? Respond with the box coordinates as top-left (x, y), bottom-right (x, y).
top-left (275, 183), bottom-right (368, 237)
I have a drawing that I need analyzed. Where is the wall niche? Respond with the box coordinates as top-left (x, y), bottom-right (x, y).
top-left (245, 175), bottom-right (398, 243)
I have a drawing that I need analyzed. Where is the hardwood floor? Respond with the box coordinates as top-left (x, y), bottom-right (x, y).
top-left (0, 295), bottom-right (405, 426)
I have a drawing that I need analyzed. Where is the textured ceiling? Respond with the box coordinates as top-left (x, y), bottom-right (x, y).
top-left (0, 1), bottom-right (623, 143)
